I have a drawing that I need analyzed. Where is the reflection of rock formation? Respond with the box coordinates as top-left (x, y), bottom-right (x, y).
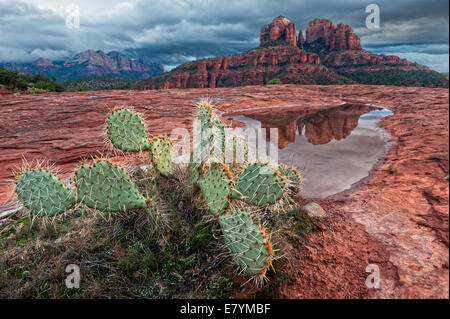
top-left (247, 104), bottom-right (375, 148)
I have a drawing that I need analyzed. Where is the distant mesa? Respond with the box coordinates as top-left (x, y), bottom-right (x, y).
top-left (1, 50), bottom-right (164, 81)
top-left (134, 16), bottom-right (447, 89)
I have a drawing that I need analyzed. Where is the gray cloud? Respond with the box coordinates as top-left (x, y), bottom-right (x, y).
top-left (0, 0), bottom-right (448, 72)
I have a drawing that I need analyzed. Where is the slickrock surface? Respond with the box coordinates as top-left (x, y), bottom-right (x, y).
top-left (0, 84), bottom-right (448, 299)
top-left (280, 85), bottom-right (449, 299)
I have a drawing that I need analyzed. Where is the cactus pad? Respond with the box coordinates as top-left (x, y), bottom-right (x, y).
top-left (232, 162), bottom-right (285, 206)
top-left (75, 160), bottom-right (146, 212)
top-left (232, 136), bottom-right (249, 163)
top-left (15, 170), bottom-right (76, 216)
top-left (150, 136), bottom-right (173, 176)
top-left (278, 164), bottom-right (302, 194)
top-left (197, 101), bottom-right (214, 123)
top-left (219, 210), bottom-right (273, 277)
top-left (198, 163), bottom-right (232, 214)
top-left (194, 101), bottom-right (226, 163)
top-left (185, 152), bottom-right (202, 196)
top-left (106, 107), bottom-right (150, 152)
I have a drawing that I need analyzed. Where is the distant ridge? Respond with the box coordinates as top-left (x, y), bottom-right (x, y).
top-left (1, 50), bottom-right (164, 81)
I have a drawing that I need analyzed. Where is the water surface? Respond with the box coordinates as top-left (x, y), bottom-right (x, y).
top-left (226, 104), bottom-right (392, 198)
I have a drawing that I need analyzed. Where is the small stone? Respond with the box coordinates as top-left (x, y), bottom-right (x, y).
top-left (300, 202), bottom-right (328, 218)
top-left (316, 222), bottom-right (327, 231)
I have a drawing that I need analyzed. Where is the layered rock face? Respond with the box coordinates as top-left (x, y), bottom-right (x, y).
top-left (305, 18), bottom-right (361, 51)
top-left (134, 16), bottom-right (445, 89)
top-left (323, 50), bottom-right (423, 69)
top-left (135, 44), bottom-right (330, 89)
top-left (303, 19), bottom-right (425, 70)
top-left (64, 50), bottom-right (152, 74)
top-left (298, 29), bottom-right (305, 45)
top-left (260, 16), bottom-right (297, 46)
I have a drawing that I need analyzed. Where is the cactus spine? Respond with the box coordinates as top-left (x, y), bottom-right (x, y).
top-left (232, 162), bottom-right (286, 206)
top-left (15, 169), bottom-right (76, 216)
top-left (198, 162), bottom-right (233, 214)
top-left (106, 107), bottom-right (150, 151)
top-left (219, 210), bottom-right (273, 281)
top-left (75, 160), bottom-right (146, 212)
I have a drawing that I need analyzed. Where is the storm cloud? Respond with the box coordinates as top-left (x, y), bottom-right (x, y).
top-left (0, 0), bottom-right (448, 72)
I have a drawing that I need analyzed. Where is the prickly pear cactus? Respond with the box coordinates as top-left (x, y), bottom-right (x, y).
top-left (197, 101), bottom-right (213, 123)
top-left (231, 136), bottom-right (249, 163)
top-left (194, 101), bottom-right (226, 163)
top-left (198, 163), bottom-right (233, 214)
top-left (232, 162), bottom-right (285, 206)
top-left (185, 152), bottom-right (202, 196)
top-left (106, 107), bottom-right (150, 152)
top-left (150, 136), bottom-right (173, 176)
top-left (219, 210), bottom-right (273, 278)
top-left (278, 164), bottom-right (302, 194)
top-left (75, 160), bottom-right (146, 212)
top-left (15, 170), bottom-right (76, 216)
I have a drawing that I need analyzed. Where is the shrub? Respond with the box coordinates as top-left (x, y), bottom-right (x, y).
top-left (267, 78), bottom-right (283, 85)
top-left (0, 67), bottom-right (65, 92)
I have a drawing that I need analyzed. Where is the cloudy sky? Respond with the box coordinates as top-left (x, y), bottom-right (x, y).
top-left (0, 0), bottom-right (448, 72)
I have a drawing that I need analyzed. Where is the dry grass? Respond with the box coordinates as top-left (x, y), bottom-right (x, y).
top-left (0, 162), bottom-right (317, 299)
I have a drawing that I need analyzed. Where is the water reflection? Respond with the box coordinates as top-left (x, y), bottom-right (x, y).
top-left (226, 104), bottom-right (393, 198)
top-left (228, 104), bottom-right (377, 148)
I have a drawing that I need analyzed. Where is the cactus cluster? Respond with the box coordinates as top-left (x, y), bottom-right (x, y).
top-left (13, 100), bottom-right (302, 286)
top-left (181, 100), bottom-right (301, 282)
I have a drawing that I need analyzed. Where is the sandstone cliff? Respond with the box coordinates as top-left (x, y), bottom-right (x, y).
top-left (305, 18), bottom-right (361, 51)
top-left (134, 16), bottom-right (446, 89)
top-left (261, 16), bottom-right (297, 47)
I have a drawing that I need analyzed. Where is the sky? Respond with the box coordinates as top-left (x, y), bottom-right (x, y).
top-left (0, 0), bottom-right (448, 72)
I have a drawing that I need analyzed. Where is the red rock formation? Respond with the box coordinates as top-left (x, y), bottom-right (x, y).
top-left (323, 50), bottom-right (424, 69)
top-left (260, 16), bottom-right (297, 47)
top-left (305, 19), bottom-right (361, 51)
top-left (135, 44), bottom-right (332, 89)
top-left (298, 29), bottom-right (304, 45)
top-left (133, 17), bottom-right (443, 89)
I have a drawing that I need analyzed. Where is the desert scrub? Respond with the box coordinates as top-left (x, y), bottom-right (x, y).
top-left (0, 201), bottom-right (236, 298)
top-left (2, 98), bottom-right (317, 298)
top-left (267, 78), bottom-right (283, 85)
